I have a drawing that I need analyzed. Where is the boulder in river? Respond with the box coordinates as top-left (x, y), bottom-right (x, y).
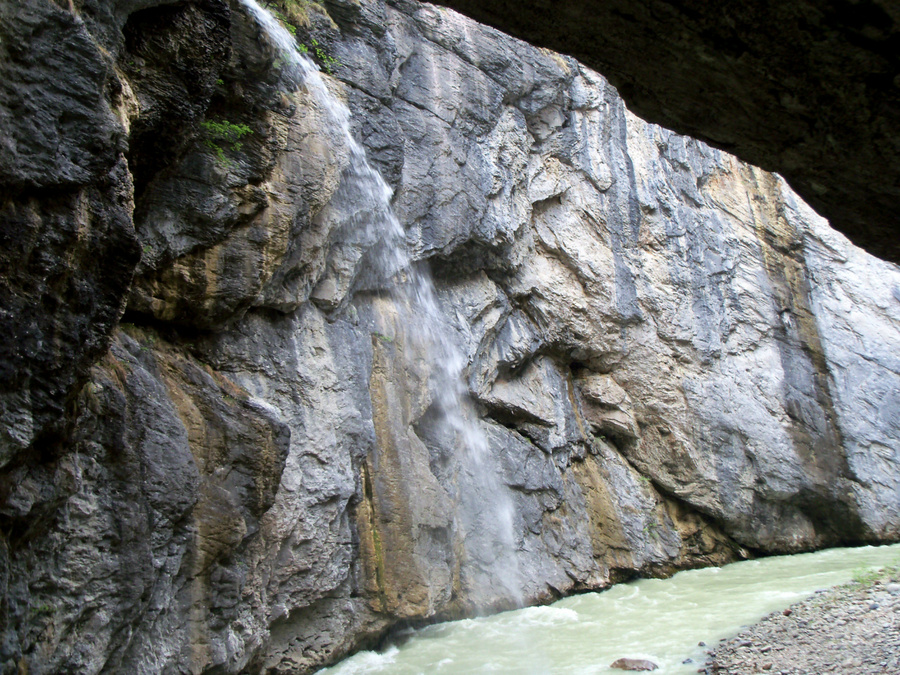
top-left (610, 657), bottom-right (659, 671)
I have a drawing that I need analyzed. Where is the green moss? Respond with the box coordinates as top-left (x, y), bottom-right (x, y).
top-left (29, 603), bottom-right (53, 618)
top-left (265, 0), bottom-right (313, 28)
top-left (642, 521), bottom-right (660, 541)
top-left (370, 516), bottom-right (388, 610)
top-left (852, 563), bottom-right (899, 587)
top-left (301, 37), bottom-right (341, 74)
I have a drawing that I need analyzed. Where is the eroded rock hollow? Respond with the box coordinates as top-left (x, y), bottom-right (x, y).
top-left (1, 0), bottom-right (899, 673)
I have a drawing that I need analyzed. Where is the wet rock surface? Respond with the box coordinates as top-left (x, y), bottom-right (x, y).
top-left (1, 0), bottom-right (899, 673)
top-left (0, 0), bottom-right (141, 460)
top-left (705, 568), bottom-right (900, 674)
top-left (611, 657), bottom-right (659, 671)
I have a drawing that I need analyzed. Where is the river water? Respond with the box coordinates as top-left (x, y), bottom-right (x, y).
top-left (317, 543), bottom-right (900, 675)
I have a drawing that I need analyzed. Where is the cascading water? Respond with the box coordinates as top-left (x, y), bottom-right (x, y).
top-left (240, 0), bottom-right (523, 607)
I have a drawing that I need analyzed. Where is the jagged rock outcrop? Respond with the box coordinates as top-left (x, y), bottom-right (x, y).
top-left (1, 0), bottom-right (899, 674)
top-left (432, 0), bottom-right (900, 265)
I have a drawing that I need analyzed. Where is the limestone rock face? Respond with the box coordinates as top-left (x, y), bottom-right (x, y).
top-left (1, 0), bottom-right (899, 674)
top-left (432, 0), bottom-right (900, 265)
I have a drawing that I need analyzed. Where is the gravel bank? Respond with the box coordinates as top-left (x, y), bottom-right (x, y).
top-left (703, 567), bottom-right (900, 674)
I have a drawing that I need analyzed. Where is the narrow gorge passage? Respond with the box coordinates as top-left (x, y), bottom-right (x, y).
top-left (1, 0), bottom-right (899, 673)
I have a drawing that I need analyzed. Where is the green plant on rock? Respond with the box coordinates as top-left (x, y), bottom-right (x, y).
top-left (262, 0), bottom-right (341, 74)
top-left (642, 521), bottom-right (660, 541)
top-left (302, 37), bottom-right (341, 74)
top-left (372, 331), bottom-right (394, 344)
top-left (200, 119), bottom-right (252, 165)
top-left (269, 7), bottom-right (297, 35)
top-left (29, 603), bottom-right (53, 618)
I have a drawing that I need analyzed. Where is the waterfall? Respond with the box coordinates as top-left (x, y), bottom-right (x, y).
top-left (239, 0), bottom-right (524, 608)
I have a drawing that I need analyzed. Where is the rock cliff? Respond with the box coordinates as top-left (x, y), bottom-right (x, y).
top-left (1, 0), bottom-right (899, 673)
top-left (433, 0), bottom-right (900, 264)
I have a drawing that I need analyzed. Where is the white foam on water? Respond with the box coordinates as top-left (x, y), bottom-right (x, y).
top-left (515, 605), bottom-right (580, 626)
top-left (317, 646), bottom-right (400, 675)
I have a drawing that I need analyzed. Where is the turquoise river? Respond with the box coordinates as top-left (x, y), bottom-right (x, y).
top-left (317, 543), bottom-right (900, 675)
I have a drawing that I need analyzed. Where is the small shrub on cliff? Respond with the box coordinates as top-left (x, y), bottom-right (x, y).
top-left (642, 521), bottom-right (660, 541)
top-left (263, 0), bottom-right (341, 74)
top-left (29, 603), bottom-right (53, 618)
top-left (301, 37), bottom-right (341, 74)
top-left (372, 332), bottom-right (394, 344)
top-left (200, 120), bottom-right (252, 165)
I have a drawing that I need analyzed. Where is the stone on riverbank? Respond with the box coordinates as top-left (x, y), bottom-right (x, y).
top-left (705, 566), bottom-right (900, 674)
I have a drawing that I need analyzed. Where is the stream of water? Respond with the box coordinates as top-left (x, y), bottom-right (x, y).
top-left (241, 0), bottom-right (523, 605)
top-left (316, 543), bottom-right (900, 675)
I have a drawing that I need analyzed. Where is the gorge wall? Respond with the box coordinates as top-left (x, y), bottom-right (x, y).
top-left (432, 0), bottom-right (900, 264)
top-left (1, 0), bottom-right (900, 673)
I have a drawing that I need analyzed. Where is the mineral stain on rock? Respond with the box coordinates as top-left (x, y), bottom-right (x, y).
top-left (1, 0), bottom-right (899, 673)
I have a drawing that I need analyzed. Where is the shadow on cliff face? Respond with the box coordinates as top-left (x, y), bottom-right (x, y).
top-left (1, 0), bottom-right (302, 671)
top-left (1, 328), bottom-right (289, 674)
top-left (122, 0), bottom-right (232, 203)
top-left (0, 0), bottom-right (141, 465)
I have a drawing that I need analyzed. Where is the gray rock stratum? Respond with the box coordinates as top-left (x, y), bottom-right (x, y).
top-left (0, 0), bottom-right (899, 673)
top-left (432, 0), bottom-right (900, 265)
